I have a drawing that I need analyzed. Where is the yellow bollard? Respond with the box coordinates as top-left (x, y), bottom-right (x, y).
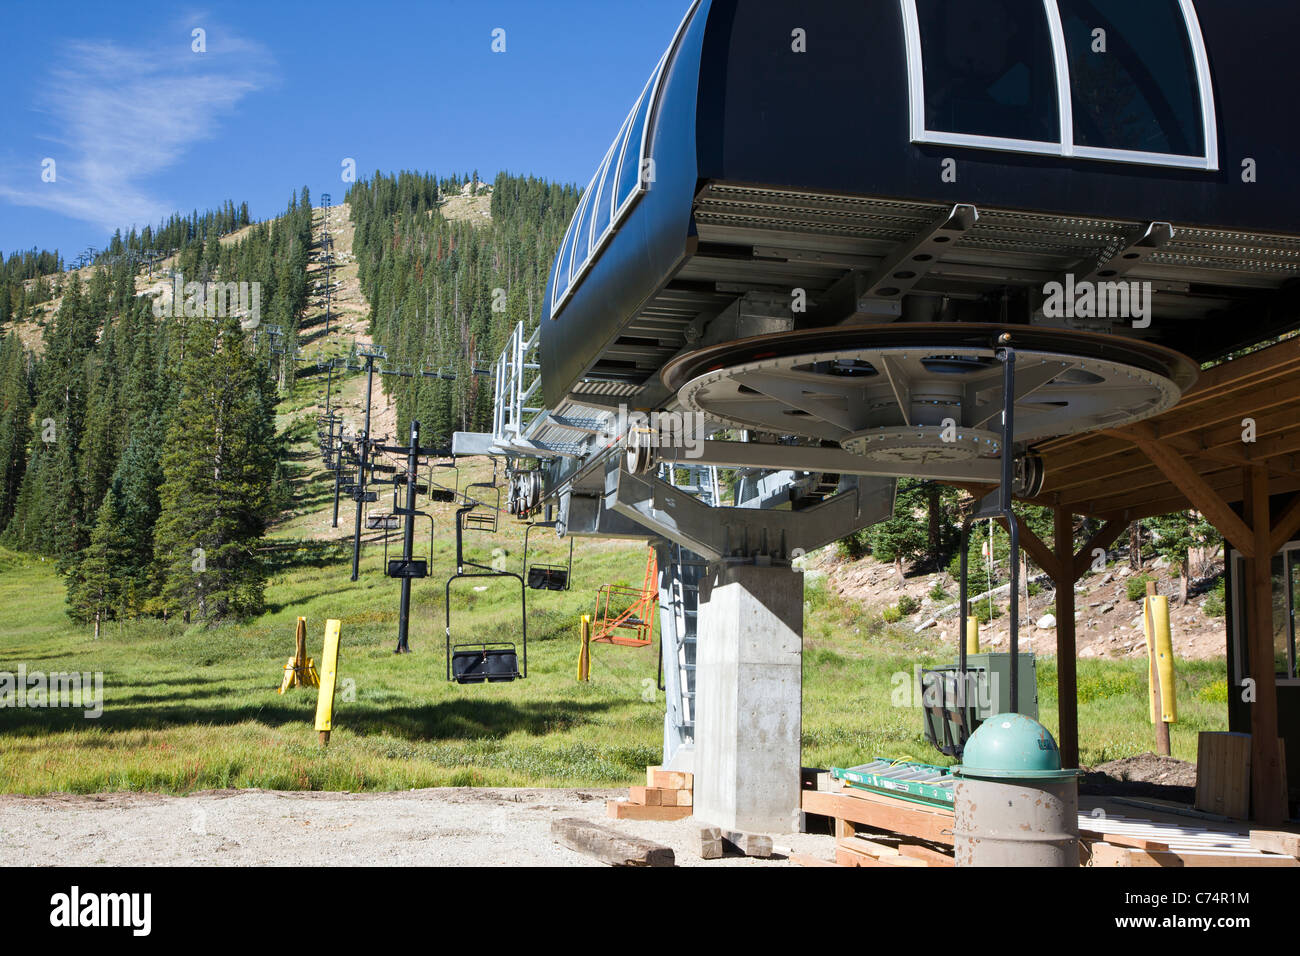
top-left (314, 619), bottom-right (342, 745)
top-left (965, 616), bottom-right (980, 655)
top-left (279, 616), bottom-right (320, 693)
top-left (1143, 595), bottom-right (1177, 723)
top-left (577, 615), bottom-right (591, 682)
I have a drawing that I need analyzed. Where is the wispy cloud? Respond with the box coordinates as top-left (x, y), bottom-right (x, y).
top-left (0, 16), bottom-right (273, 236)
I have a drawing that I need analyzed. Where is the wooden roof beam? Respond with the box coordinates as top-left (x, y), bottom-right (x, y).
top-left (1107, 423), bottom-right (1300, 480)
top-left (1143, 380), bottom-right (1300, 438)
top-left (1270, 492), bottom-right (1300, 555)
top-left (1053, 457), bottom-right (1237, 507)
top-left (1071, 518), bottom-right (1129, 581)
top-left (993, 515), bottom-right (1062, 581)
top-left (1127, 436), bottom-right (1255, 556)
top-left (1081, 475), bottom-right (1300, 525)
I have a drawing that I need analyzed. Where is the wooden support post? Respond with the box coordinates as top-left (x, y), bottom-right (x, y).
top-left (1053, 508), bottom-right (1079, 769)
top-left (1130, 437), bottom-right (1255, 557)
top-left (294, 616), bottom-right (307, 672)
top-left (1246, 466), bottom-right (1285, 825)
top-left (1071, 519), bottom-right (1128, 582)
top-left (1269, 492), bottom-right (1300, 556)
top-left (999, 515), bottom-right (1061, 581)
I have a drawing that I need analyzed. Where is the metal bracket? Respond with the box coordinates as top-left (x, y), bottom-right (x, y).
top-left (811, 204), bottom-right (979, 323)
top-left (606, 465), bottom-right (895, 562)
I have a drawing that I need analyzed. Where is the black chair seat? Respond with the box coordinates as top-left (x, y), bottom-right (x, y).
top-left (527, 566), bottom-right (569, 591)
top-left (452, 646), bottom-right (520, 683)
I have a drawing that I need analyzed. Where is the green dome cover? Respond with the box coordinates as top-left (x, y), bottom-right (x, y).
top-left (955, 713), bottom-right (1080, 780)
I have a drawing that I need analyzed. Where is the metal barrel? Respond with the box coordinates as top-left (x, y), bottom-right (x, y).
top-left (953, 776), bottom-right (1079, 867)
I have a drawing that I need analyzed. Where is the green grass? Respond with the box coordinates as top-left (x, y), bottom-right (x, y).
top-left (0, 541), bottom-right (1231, 792)
top-left (0, 395), bottom-right (1230, 793)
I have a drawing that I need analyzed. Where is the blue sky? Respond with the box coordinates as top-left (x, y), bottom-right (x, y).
top-left (0, 0), bottom-right (690, 260)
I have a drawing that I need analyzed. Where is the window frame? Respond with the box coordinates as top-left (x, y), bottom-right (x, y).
top-left (900, 0), bottom-right (1219, 171)
top-left (1230, 542), bottom-right (1300, 688)
top-left (565, 177), bottom-right (596, 286)
top-left (550, 0), bottom-right (700, 320)
top-left (589, 130), bottom-right (626, 256)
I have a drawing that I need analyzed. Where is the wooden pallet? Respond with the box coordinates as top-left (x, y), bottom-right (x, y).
top-left (803, 785), bottom-right (954, 845)
top-left (1081, 812), bottom-right (1300, 867)
top-left (800, 784), bottom-right (1298, 868)
top-left (799, 786), bottom-right (956, 867)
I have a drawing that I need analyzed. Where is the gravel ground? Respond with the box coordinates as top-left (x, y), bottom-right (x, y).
top-left (0, 788), bottom-right (834, 867)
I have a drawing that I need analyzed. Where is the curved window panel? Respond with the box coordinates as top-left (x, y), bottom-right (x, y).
top-left (566, 188), bottom-right (593, 286)
top-left (575, 161), bottom-right (607, 268)
top-left (548, 3), bottom-right (697, 319)
top-left (589, 140), bottom-right (620, 254)
top-left (913, 0), bottom-right (1060, 145)
top-left (553, 215), bottom-right (579, 309)
top-left (615, 84), bottom-right (654, 215)
top-left (1059, 0), bottom-right (1204, 158)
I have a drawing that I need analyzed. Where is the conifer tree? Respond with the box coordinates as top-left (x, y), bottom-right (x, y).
top-left (0, 334), bottom-right (32, 529)
top-left (66, 485), bottom-right (133, 638)
top-left (152, 316), bottom-right (275, 624)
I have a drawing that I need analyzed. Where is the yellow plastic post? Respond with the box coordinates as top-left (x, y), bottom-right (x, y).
top-left (314, 619), bottom-right (342, 745)
top-left (965, 616), bottom-right (980, 655)
top-left (577, 615), bottom-right (591, 682)
top-left (1143, 595), bottom-right (1177, 723)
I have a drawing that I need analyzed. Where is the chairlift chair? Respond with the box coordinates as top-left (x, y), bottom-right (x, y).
top-left (523, 521), bottom-right (574, 591)
top-left (427, 458), bottom-right (460, 504)
top-left (591, 547), bottom-right (658, 647)
top-left (461, 481), bottom-right (501, 533)
top-left (445, 500), bottom-right (527, 683)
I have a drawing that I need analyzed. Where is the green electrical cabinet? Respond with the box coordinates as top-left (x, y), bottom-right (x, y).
top-left (921, 652), bottom-right (1037, 756)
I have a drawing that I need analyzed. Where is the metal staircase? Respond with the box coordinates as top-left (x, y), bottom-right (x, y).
top-left (657, 463), bottom-right (718, 769)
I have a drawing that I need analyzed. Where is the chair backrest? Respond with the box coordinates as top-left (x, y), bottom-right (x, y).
top-left (527, 566), bottom-right (569, 591)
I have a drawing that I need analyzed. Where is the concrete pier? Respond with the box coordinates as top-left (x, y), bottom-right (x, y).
top-left (693, 562), bottom-right (803, 834)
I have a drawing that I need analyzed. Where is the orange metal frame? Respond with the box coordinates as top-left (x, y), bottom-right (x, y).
top-left (591, 547), bottom-right (658, 647)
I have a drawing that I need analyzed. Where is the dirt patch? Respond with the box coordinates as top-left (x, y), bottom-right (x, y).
top-left (0, 788), bottom-right (830, 866)
top-left (807, 548), bottom-right (1228, 662)
top-left (438, 182), bottom-right (493, 225)
top-left (1080, 752), bottom-right (1197, 803)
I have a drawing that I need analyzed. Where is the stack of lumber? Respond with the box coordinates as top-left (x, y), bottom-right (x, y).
top-left (799, 781), bottom-right (955, 867)
top-left (1194, 731), bottom-right (1287, 819)
top-left (799, 779), bottom-right (1300, 868)
top-left (606, 766), bottom-right (693, 821)
top-left (1082, 813), bottom-right (1300, 867)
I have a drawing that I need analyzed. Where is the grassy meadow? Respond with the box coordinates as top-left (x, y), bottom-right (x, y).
top-left (0, 537), bottom-right (1230, 794)
top-left (0, 384), bottom-right (1231, 794)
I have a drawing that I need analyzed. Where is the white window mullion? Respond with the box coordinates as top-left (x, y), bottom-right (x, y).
top-left (1043, 0), bottom-right (1074, 157)
top-left (899, 0), bottom-right (927, 144)
top-left (1178, 0), bottom-right (1219, 171)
